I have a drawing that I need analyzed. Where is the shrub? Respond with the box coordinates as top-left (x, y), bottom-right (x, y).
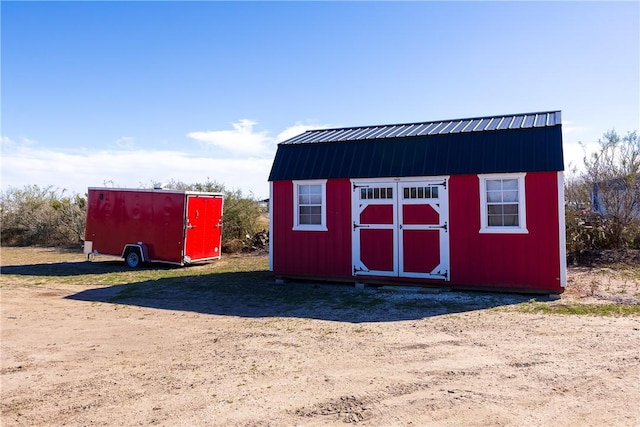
top-left (0, 185), bottom-right (86, 247)
top-left (1, 180), bottom-right (267, 252)
top-left (157, 179), bottom-right (266, 250)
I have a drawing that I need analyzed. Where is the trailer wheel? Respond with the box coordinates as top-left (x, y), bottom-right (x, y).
top-left (125, 249), bottom-right (142, 268)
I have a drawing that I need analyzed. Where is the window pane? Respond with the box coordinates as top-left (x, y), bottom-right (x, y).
top-left (410, 188), bottom-right (417, 198)
top-left (483, 177), bottom-right (523, 229)
top-left (488, 215), bottom-right (503, 226)
top-left (417, 187), bottom-right (424, 198)
top-left (503, 204), bottom-right (518, 215)
top-left (387, 188), bottom-right (393, 198)
top-left (367, 188), bottom-right (373, 199)
top-left (299, 206), bottom-right (312, 215)
top-left (486, 180), bottom-right (502, 191)
top-left (296, 182), bottom-right (324, 228)
top-left (299, 184), bottom-right (322, 205)
top-left (487, 190), bottom-right (502, 203)
top-left (503, 214), bottom-right (519, 226)
top-left (502, 179), bottom-right (518, 190)
top-left (309, 184), bottom-right (321, 195)
top-left (503, 190), bottom-right (518, 203)
top-left (431, 187), bottom-right (438, 198)
top-left (309, 194), bottom-right (322, 204)
top-left (404, 188), bottom-right (409, 199)
top-left (487, 205), bottom-right (503, 215)
top-left (361, 188), bottom-right (366, 200)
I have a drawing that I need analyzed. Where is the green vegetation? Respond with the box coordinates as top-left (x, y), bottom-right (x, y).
top-left (1, 248), bottom-right (638, 319)
top-left (515, 301), bottom-right (640, 317)
top-left (0, 180), bottom-right (266, 252)
top-left (158, 179), bottom-right (266, 247)
top-left (0, 185), bottom-right (86, 247)
top-left (1, 130), bottom-right (637, 261)
top-left (565, 130), bottom-right (639, 262)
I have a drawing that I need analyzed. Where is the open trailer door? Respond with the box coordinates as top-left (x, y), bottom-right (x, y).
top-left (184, 194), bottom-right (224, 263)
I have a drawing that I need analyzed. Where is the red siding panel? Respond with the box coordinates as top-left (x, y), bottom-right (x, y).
top-left (448, 172), bottom-right (562, 292)
top-left (272, 172), bottom-right (563, 293)
top-left (272, 179), bottom-right (352, 278)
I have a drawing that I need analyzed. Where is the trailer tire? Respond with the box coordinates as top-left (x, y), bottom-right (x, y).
top-left (125, 249), bottom-right (142, 268)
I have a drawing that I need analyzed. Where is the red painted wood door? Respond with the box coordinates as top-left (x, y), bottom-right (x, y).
top-left (352, 182), bottom-right (398, 277)
top-left (398, 181), bottom-right (449, 279)
top-left (352, 179), bottom-right (449, 280)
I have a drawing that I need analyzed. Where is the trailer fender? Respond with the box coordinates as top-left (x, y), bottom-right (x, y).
top-left (121, 243), bottom-right (149, 268)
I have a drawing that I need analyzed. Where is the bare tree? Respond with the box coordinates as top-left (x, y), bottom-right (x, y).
top-left (581, 130), bottom-right (639, 248)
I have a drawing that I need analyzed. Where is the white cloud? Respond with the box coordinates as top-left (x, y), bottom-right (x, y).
top-left (1, 142), bottom-right (273, 198)
top-left (276, 122), bottom-right (333, 143)
top-left (186, 119), bottom-right (274, 156)
top-left (114, 136), bottom-right (136, 150)
top-left (560, 120), bottom-right (603, 173)
top-left (0, 119), bottom-right (333, 199)
top-left (1, 135), bottom-right (37, 148)
top-left (562, 120), bottom-right (589, 136)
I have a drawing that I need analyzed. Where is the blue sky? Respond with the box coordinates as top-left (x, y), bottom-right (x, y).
top-left (2, 1), bottom-right (638, 199)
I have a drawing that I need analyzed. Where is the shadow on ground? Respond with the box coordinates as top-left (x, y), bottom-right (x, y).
top-left (1, 260), bottom-right (179, 276)
top-left (65, 270), bottom-right (533, 323)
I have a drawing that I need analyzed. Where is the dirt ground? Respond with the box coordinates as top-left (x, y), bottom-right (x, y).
top-left (1, 247), bottom-right (639, 426)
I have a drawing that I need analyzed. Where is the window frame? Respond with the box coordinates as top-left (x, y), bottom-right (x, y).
top-left (478, 173), bottom-right (528, 234)
top-left (292, 180), bottom-right (328, 231)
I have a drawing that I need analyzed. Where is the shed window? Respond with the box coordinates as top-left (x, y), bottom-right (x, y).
top-left (403, 186), bottom-right (438, 199)
top-left (361, 187), bottom-right (393, 200)
top-left (293, 180), bottom-right (327, 231)
top-left (479, 173), bottom-right (528, 234)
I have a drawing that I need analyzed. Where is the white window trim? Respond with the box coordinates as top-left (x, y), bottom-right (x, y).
top-left (293, 179), bottom-right (328, 231)
top-left (479, 173), bottom-right (528, 234)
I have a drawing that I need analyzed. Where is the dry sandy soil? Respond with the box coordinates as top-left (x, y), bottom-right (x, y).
top-left (1, 247), bottom-right (639, 426)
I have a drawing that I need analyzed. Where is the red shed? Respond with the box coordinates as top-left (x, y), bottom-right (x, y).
top-left (268, 111), bottom-right (567, 294)
top-left (84, 188), bottom-right (224, 267)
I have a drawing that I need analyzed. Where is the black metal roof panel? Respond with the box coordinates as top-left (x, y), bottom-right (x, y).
top-left (281, 111), bottom-right (561, 145)
top-left (269, 111), bottom-right (563, 181)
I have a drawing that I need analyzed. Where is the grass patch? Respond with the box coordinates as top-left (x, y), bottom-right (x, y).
top-left (109, 283), bottom-right (142, 302)
top-left (516, 301), bottom-right (640, 317)
top-left (3, 247), bottom-right (639, 320)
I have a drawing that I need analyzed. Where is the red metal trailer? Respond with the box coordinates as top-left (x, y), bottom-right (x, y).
top-left (83, 188), bottom-right (224, 267)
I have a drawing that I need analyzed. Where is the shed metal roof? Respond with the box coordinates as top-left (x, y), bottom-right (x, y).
top-left (269, 111), bottom-right (564, 181)
top-left (281, 111), bottom-right (562, 145)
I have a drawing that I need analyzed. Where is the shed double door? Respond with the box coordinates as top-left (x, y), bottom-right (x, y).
top-left (351, 178), bottom-right (449, 280)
